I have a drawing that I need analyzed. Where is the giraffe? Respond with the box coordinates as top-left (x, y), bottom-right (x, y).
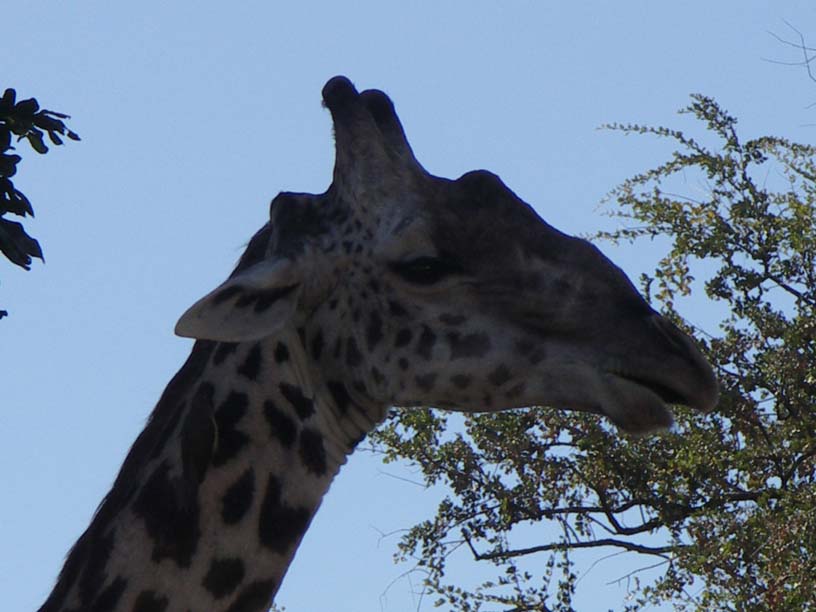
top-left (39, 76), bottom-right (718, 612)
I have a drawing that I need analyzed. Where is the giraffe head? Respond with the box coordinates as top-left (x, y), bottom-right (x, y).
top-left (176, 76), bottom-right (717, 434)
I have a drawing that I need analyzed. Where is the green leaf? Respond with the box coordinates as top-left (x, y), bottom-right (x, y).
top-left (0, 217), bottom-right (43, 269)
top-left (26, 130), bottom-right (48, 154)
top-left (0, 126), bottom-right (11, 151)
top-left (0, 153), bottom-right (21, 177)
top-left (1, 188), bottom-right (33, 217)
top-left (14, 97), bottom-right (39, 116)
top-left (43, 108), bottom-right (69, 119)
top-left (0, 88), bottom-right (15, 114)
top-left (32, 114), bottom-right (63, 132)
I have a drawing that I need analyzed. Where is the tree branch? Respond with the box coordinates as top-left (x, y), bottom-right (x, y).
top-left (465, 533), bottom-right (679, 561)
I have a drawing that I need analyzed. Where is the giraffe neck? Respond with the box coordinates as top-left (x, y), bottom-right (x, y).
top-left (40, 330), bottom-right (385, 612)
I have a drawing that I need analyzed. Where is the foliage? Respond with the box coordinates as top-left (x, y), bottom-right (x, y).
top-left (0, 87), bottom-right (79, 318)
top-left (369, 95), bottom-right (816, 611)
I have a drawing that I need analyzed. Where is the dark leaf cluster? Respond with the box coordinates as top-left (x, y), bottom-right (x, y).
top-left (0, 87), bottom-right (80, 318)
top-left (370, 96), bottom-right (816, 611)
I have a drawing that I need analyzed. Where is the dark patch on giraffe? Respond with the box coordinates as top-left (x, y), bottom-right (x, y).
top-left (440, 313), bottom-right (467, 326)
top-left (237, 344), bottom-right (263, 381)
top-left (181, 382), bottom-right (216, 484)
top-left (203, 557), bottom-right (245, 599)
top-left (515, 338), bottom-right (535, 356)
top-left (527, 347), bottom-right (547, 365)
top-left (447, 332), bottom-right (492, 360)
top-left (258, 474), bottom-right (311, 553)
top-left (366, 311), bottom-right (383, 350)
top-left (398, 357), bottom-right (409, 370)
top-left (395, 328), bottom-right (412, 348)
top-left (505, 382), bottom-right (527, 400)
top-left (221, 468), bottom-right (255, 525)
top-left (213, 342), bottom-right (239, 366)
top-left (327, 381), bottom-right (352, 415)
top-left (352, 309), bottom-right (361, 323)
top-left (263, 400), bottom-right (297, 447)
top-left (371, 367), bottom-right (385, 386)
top-left (333, 337), bottom-right (343, 358)
top-left (297, 326), bottom-right (307, 347)
top-left (252, 284), bottom-right (298, 313)
top-left (329, 297), bottom-right (339, 310)
top-left (388, 300), bottom-right (408, 317)
top-left (368, 279), bottom-right (381, 293)
top-left (488, 365), bottom-right (512, 387)
top-left (299, 428), bottom-right (328, 476)
top-left (330, 208), bottom-right (349, 225)
top-left (482, 392), bottom-right (494, 407)
top-left (132, 461), bottom-right (200, 568)
top-left (148, 399), bottom-right (188, 463)
top-left (252, 293), bottom-right (278, 314)
top-left (132, 590), bottom-right (168, 612)
top-left (310, 329), bottom-right (325, 360)
top-left (554, 277), bottom-right (571, 294)
top-left (342, 240), bottom-right (353, 254)
top-left (274, 341), bottom-right (289, 363)
top-left (451, 374), bottom-right (472, 389)
top-left (346, 336), bottom-right (363, 367)
top-left (77, 530), bottom-right (114, 605)
top-left (234, 292), bottom-right (255, 309)
top-left (273, 195), bottom-right (329, 253)
top-left (416, 326), bottom-right (436, 360)
top-left (415, 373), bottom-right (437, 392)
top-left (89, 576), bottom-right (127, 612)
top-left (352, 380), bottom-right (367, 395)
top-left (279, 383), bottom-right (315, 420)
top-left (212, 392), bottom-right (250, 467)
top-left (224, 578), bottom-right (278, 612)
top-left (354, 243), bottom-right (364, 254)
top-left (213, 285), bottom-right (242, 305)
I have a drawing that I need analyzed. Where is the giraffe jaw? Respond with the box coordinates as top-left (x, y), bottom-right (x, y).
top-left (599, 369), bottom-right (718, 434)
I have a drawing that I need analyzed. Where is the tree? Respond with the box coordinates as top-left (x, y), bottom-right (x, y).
top-left (369, 95), bottom-right (816, 611)
top-left (0, 88), bottom-right (79, 318)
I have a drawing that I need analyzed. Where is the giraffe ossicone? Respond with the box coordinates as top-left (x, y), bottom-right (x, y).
top-left (40, 76), bottom-right (718, 612)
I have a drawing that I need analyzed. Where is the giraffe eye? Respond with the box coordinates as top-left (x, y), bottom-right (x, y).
top-left (390, 256), bottom-right (463, 285)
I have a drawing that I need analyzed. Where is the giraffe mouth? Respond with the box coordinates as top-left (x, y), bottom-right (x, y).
top-left (592, 364), bottom-right (719, 433)
top-left (613, 373), bottom-right (689, 407)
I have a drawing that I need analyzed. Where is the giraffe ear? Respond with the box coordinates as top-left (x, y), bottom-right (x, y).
top-left (175, 258), bottom-right (302, 342)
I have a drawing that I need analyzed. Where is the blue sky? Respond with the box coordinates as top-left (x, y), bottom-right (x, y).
top-left (3, 2), bottom-right (814, 611)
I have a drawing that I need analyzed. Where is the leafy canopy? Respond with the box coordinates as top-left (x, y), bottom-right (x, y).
top-left (369, 95), bottom-right (816, 611)
top-left (0, 88), bottom-right (80, 318)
